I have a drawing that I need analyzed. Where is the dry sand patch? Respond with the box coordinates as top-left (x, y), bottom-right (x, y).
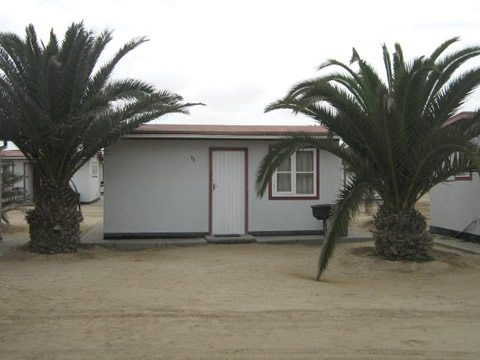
top-left (1, 242), bottom-right (479, 359)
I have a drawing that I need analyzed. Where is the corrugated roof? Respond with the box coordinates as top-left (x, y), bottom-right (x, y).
top-left (131, 124), bottom-right (329, 136)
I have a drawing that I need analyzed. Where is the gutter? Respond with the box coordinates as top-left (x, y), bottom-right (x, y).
top-left (122, 134), bottom-right (336, 140)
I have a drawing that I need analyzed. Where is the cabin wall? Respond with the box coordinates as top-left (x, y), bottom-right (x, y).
top-left (104, 139), bottom-right (343, 237)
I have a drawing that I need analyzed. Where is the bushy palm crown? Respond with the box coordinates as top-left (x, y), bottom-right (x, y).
top-left (256, 38), bottom-right (480, 279)
top-left (0, 23), bottom-right (199, 186)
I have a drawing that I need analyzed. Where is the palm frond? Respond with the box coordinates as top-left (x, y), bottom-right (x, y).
top-left (317, 176), bottom-right (370, 280)
top-left (424, 45), bottom-right (480, 110)
top-left (427, 37), bottom-right (459, 63)
top-left (0, 22), bottom-right (202, 186)
top-left (382, 43), bottom-right (393, 88)
top-left (427, 67), bottom-right (480, 125)
top-left (82, 36), bottom-right (149, 105)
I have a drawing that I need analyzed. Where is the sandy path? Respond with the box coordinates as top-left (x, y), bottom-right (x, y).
top-left (1, 242), bottom-right (479, 359)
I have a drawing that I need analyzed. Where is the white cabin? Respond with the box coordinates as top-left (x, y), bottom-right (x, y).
top-left (430, 170), bottom-right (480, 240)
top-left (430, 112), bottom-right (480, 241)
top-left (104, 124), bottom-right (343, 239)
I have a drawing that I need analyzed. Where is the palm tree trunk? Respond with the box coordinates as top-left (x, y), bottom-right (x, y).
top-left (26, 183), bottom-right (83, 253)
top-left (373, 205), bottom-right (432, 261)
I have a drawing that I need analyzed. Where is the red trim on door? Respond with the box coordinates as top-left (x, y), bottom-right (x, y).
top-left (268, 148), bottom-right (320, 200)
top-left (208, 148), bottom-right (213, 234)
top-left (209, 148), bottom-right (249, 235)
top-left (244, 150), bottom-right (249, 233)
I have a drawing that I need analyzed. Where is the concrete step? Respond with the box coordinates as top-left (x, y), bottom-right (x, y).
top-left (433, 236), bottom-right (480, 254)
top-left (256, 235), bottom-right (321, 244)
top-left (205, 234), bottom-right (256, 244)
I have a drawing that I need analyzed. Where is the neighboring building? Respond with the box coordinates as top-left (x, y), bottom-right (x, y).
top-left (430, 112), bottom-right (480, 241)
top-left (1, 150), bottom-right (35, 202)
top-left (71, 156), bottom-right (102, 203)
top-left (1, 150), bottom-right (101, 204)
top-left (104, 124), bottom-right (343, 239)
top-left (430, 172), bottom-right (480, 240)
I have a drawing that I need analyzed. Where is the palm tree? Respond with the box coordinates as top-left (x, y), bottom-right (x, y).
top-left (256, 38), bottom-right (480, 280)
top-left (0, 22), bottom-right (201, 253)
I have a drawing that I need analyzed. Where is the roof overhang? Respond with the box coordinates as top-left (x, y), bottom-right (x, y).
top-left (122, 124), bottom-right (337, 140)
top-left (1, 150), bottom-right (26, 160)
top-left (123, 133), bottom-right (334, 140)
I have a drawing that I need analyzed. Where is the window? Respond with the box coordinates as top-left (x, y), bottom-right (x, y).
top-left (270, 149), bottom-right (318, 199)
top-left (91, 163), bottom-right (98, 177)
top-left (2, 161), bottom-right (14, 174)
top-left (446, 152), bottom-right (473, 181)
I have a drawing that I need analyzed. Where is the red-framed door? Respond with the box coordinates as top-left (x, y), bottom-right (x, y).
top-left (209, 148), bottom-right (248, 235)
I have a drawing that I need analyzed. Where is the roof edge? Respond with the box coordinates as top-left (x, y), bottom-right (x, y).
top-left (129, 124), bottom-right (330, 137)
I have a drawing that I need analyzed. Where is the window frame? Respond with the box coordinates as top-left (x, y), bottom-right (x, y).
top-left (91, 162), bottom-right (99, 178)
top-left (446, 152), bottom-right (474, 181)
top-left (2, 161), bottom-right (14, 173)
top-left (269, 148), bottom-right (319, 200)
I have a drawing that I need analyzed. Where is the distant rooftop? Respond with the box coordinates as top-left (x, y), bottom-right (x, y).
top-left (442, 111), bottom-right (474, 127)
top-left (1, 150), bottom-right (25, 159)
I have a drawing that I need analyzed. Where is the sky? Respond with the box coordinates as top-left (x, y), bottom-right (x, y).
top-left (1, 0), bottom-right (480, 126)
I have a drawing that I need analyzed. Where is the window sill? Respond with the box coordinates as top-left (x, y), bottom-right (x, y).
top-left (269, 195), bottom-right (319, 200)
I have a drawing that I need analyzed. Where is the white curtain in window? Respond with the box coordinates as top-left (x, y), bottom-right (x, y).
top-left (296, 151), bottom-right (313, 171)
top-left (296, 152), bottom-right (314, 194)
top-left (296, 173), bottom-right (313, 194)
top-left (277, 173), bottom-right (292, 191)
top-left (277, 158), bottom-right (292, 192)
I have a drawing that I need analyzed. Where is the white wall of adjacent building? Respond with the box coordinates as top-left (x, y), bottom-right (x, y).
top-left (71, 158), bottom-right (101, 203)
top-left (3, 153), bottom-right (101, 203)
top-left (430, 174), bottom-right (480, 236)
top-left (104, 139), bottom-right (343, 236)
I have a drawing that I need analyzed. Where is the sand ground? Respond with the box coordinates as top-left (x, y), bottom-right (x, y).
top-left (1, 195), bottom-right (480, 360)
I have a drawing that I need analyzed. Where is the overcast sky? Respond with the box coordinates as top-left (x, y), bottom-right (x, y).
top-left (2, 0), bottom-right (480, 125)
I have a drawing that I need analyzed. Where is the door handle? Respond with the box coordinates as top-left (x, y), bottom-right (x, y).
top-left (212, 183), bottom-right (217, 191)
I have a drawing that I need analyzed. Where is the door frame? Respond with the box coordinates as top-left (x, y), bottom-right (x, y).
top-left (209, 147), bottom-right (249, 235)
